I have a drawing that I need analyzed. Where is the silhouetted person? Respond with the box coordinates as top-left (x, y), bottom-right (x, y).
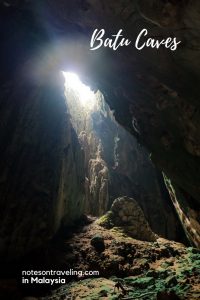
top-left (114, 281), bottom-right (126, 295)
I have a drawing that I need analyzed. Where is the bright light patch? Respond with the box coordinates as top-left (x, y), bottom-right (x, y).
top-left (62, 71), bottom-right (96, 108)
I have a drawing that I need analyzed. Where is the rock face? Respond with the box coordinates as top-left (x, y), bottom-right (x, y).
top-left (88, 158), bottom-right (109, 216)
top-left (99, 196), bottom-right (157, 242)
top-left (164, 178), bottom-right (200, 249)
top-left (64, 89), bottom-right (110, 216)
top-left (92, 104), bottom-right (184, 241)
top-left (0, 72), bottom-right (85, 260)
top-left (65, 86), bottom-right (183, 241)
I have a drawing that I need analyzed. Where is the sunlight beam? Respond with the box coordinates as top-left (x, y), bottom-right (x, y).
top-left (62, 72), bottom-right (96, 108)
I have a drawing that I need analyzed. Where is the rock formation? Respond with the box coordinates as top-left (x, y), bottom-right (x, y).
top-left (65, 84), bottom-right (183, 240)
top-left (99, 196), bottom-right (157, 242)
top-left (91, 103), bottom-right (184, 240)
top-left (88, 157), bottom-right (109, 216)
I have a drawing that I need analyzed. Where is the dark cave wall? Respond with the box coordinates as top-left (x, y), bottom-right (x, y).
top-left (0, 3), bottom-right (85, 260)
top-left (0, 71), bottom-right (85, 259)
top-left (164, 178), bottom-right (200, 248)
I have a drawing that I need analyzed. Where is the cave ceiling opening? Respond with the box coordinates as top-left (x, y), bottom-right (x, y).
top-left (62, 71), bottom-right (97, 110)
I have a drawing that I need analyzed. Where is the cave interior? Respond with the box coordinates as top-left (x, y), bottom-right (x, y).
top-left (0, 1), bottom-right (200, 300)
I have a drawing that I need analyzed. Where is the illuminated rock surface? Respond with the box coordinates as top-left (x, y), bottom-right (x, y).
top-left (98, 196), bottom-right (157, 242)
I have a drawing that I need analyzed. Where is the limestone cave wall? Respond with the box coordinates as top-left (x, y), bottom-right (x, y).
top-left (64, 84), bottom-right (185, 241)
top-left (91, 103), bottom-right (185, 241)
top-left (0, 71), bottom-right (85, 260)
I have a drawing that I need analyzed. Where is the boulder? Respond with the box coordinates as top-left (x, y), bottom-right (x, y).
top-left (99, 196), bottom-right (157, 242)
top-left (91, 234), bottom-right (105, 252)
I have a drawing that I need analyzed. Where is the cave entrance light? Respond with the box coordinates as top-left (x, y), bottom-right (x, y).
top-left (62, 71), bottom-right (96, 110)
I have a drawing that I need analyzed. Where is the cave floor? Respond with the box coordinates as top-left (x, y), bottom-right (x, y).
top-left (38, 217), bottom-right (200, 300)
top-left (1, 217), bottom-right (200, 300)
